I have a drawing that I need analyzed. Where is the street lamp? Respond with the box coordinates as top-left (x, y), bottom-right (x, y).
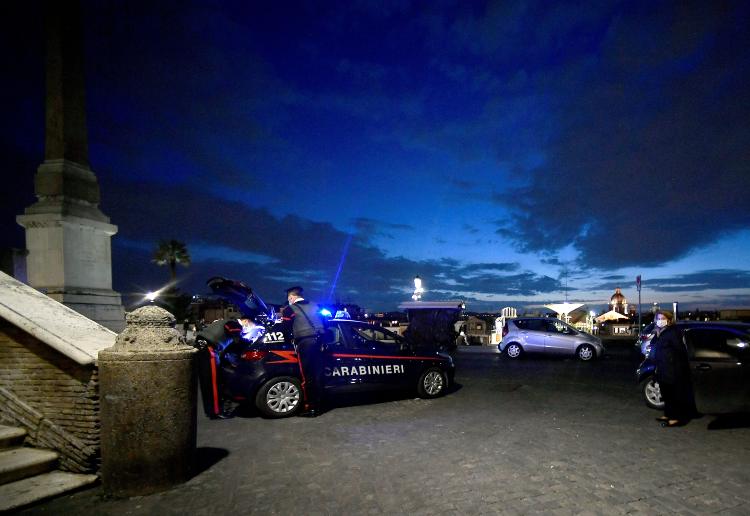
top-left (412, 275), bottom-right (424, 301)
top-left (584, 310), bottom-right (592, 333)
top-left (145, 291), bottom-right (158, 302)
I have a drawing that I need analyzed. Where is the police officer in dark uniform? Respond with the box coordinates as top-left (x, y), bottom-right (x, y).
top-left (195, 316), bottom-right (251, 419)
top-left (281, 286), bottom-right (326, 417)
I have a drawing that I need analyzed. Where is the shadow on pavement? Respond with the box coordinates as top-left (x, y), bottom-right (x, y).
top-left (324, 383), bottom-right (463, 411)
top-left (192, 447), bottom-right (230, 477)
top-left (707, 413), bottom-right (750, 430)
top-left (233, 403), bottom-right (262, 418)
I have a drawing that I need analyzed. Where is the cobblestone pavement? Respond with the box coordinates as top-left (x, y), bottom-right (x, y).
top-left (19, 341), bottom-right (750, 515)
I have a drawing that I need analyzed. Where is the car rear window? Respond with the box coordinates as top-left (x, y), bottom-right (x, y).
top-left (514, 319), bottom-right (546, 331)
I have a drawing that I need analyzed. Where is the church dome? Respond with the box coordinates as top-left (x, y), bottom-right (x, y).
top-left (610, 287), bottom-right (626, 303)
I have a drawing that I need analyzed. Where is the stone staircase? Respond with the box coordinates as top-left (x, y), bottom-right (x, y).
top-left (0, 424), bottom-right (98, 512)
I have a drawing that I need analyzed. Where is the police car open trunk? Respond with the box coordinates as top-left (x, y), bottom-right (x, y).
top-left (206, 277), bottom-right (272, 319)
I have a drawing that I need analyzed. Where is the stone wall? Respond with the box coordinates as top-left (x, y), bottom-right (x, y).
top-left (0, 317), bottom-right (99, 473)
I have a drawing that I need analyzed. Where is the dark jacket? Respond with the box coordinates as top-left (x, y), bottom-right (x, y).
top-left (653, 325), bottom-right (690, 385)
top-left (196, 318), bottom-right (243, 348)
top-left (281, 300), bottom-right (326, 340)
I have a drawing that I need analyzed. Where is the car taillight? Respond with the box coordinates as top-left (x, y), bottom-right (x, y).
top-left (240, 350), bottom-right (267, 361)
top-left (502, 324), bottom-right (508, 338)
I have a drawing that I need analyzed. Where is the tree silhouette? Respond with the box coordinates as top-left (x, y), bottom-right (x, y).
top-left (152, 239), bottom-right (191, 281)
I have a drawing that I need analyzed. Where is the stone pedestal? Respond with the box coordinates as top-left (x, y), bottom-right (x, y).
top-left (99, 306), bottom-right (197, 497)
top-left (17, 191), bottom-right (125, 332)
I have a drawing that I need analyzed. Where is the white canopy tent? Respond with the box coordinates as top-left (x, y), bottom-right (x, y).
top-left (595, 310), bottom-right (630, 323)
top-left (544, 302), bottom-right (585, 322)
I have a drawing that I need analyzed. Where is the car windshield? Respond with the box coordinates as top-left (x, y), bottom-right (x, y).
top-left (352, 325), bottom-right (402, 345)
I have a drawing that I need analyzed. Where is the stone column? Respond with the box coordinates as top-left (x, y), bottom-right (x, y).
top-left (99, 306), bottom-right (197, 497)
top-left (17, 0), bottom-right (125, 332)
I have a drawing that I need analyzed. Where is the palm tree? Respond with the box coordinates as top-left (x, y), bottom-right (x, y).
top-left (152, 240), bottom-right (191, 281)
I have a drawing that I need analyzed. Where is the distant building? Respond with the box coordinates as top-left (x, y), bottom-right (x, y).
top-left (719, 309), bottom-right (750, 322)
top-left (366, 311), bottom-right (409, 336)
top-left (490, 307), bottom-right (518, 346)
top-left (189, 296), bottom-right (243, 325)
top-left (463, 315), bottom-right (491, 345)
top-left (610, 287), bottom-right (628, 315)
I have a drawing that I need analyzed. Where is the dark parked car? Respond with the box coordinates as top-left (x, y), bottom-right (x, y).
top-left (636, 321), bottom-right (750, 413)
top-left (205, 277), bottom-right (455, 418)
top-left (636, 322), bottom-right (656, 357)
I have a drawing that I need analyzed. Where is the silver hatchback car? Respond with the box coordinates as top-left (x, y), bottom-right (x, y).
top-left (500, 317), bottom-right (605, 361)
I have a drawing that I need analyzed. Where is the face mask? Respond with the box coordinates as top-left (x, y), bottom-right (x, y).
top-left (655, 319), bottom-right (667, 328)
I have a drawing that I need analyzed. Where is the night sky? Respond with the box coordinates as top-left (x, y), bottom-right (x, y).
top-left (2, 1), bottom-right (750, 312)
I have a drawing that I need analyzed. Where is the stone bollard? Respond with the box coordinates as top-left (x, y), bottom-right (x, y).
top-left (99, 306), bottom-right (197, 497)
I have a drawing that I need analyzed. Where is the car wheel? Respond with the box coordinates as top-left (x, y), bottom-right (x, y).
top-left (641, 377), bottom-right (664, 410)
top-left (255, 376), bottom-right (303, 418)
top-left (505, 342), bottom-right (523, 359)
top-left (417, 367), bottom-right (447, 398)
top-left (577, 344), bottom-right (595, 361)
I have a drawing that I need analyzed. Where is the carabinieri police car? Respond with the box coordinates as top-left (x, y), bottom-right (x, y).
top-left (207, 277), bottom-right (455, 418)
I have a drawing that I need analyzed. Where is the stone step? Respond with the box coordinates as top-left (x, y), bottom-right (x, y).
top-left (0, 425), bottom-right (27, 450)
top-left (0, 470), bottom-right (98, 513)
top-left (0, 447), bottom-right (58, 485)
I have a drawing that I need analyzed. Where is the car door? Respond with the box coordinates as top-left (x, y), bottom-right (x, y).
top-left (684, 328), bottom-right (750, 414)
top-left (518, 319), bottom-right (546, 352)
top-left (320, 323), bottom-right (368, 393)
top-left (544, 320), bottom-right (575, 355)
top-left (338, 324), bottom-right (414, 390)
top-left (322, 323), bottom-right (398, 393)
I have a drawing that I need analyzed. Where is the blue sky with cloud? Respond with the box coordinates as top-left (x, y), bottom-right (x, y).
top-left (1, 0), bottom-right (749, 311)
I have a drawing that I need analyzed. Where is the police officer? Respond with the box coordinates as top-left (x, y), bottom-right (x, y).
top-left (195, 315), bottom-right (255, 419)
top-left (281, 286), bottom-right (326, 417)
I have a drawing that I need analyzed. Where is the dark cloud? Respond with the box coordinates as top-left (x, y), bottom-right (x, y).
top-left (352, 217), bottom-right (414, 240)
top-left (489, 2), bottom-right (750, 269)
top-left (101, 178), bottom-right (560, 309)
top-left (4, 0), bottom-right (747, 314)
top-left (644, 270), bottom-right (750, 293)
top-left (445, 272), bottom-right (561, 297)
top-left (592, 269), bottom-right (750, 293)
top-left (460, 262), bottom-right (520, 273)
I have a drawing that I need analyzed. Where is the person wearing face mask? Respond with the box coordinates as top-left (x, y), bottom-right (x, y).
top-left (651, 311), bottom-right (696, 427)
